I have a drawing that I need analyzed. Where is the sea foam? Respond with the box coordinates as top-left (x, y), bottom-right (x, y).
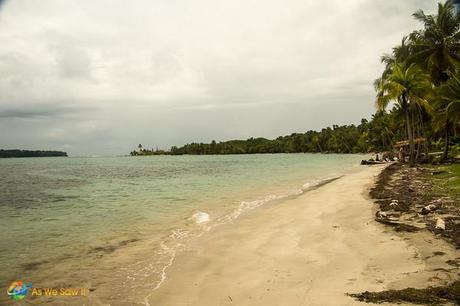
top-left (190, 211), bottom-right (210, 224)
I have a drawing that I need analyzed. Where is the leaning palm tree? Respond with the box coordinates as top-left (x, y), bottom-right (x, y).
top-left (381, 37), bottom-right (412, 78)
top-left (374, 37), bottom-right (413, 91)
top-left (376, 63), bottom-right (432, 165)
top-left (432, 70), bottom-right (460, 159)
top-left (409, 1), bottom-right (460, 85)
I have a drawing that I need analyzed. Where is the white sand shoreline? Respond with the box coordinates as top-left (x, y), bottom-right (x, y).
top-left (145, 165), bottom-right (457, 306)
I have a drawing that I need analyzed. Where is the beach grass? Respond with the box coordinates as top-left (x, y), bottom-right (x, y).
top-left (428, 163), bottom-right (460, 202)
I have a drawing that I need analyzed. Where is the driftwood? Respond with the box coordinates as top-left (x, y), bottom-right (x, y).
top-left (375, 211), bottom-right (421, 232)
top-left (420, 204), bottom-right (437, 215)
top-left (361, 160), bottom-right (387, 165)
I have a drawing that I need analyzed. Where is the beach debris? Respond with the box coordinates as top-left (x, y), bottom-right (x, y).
top-left (375, 211), bottom-right (398, 224)
top-left (446, 259), bottom-right (460, 267)
top-left (420, 204), bottom-right (437, 215)
top-left (376, 210), bottom-right (400, 221)
top-left (361, 159), bottom-right (387, 165)
top-left (381, 151), bottom-right (396, 161)
top-left (348, 280), bottom-right (460, 305)
top-left (375, 210), bottom-right (422, 232)
top-left (435, 218), bottom-right (446, 231)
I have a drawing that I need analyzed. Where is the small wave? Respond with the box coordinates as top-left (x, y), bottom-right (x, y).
top-left (189, 211), bottom-right (210, 224)
top-left (216, 194), bottom-right (286, 224)
top-left (302, 176), bottom-right (341, 191)
top-left (217, 176), bottom-right (342, 224)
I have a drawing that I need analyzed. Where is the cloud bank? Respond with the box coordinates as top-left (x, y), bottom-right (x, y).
top-left (0, 0), bottom-right (434, 155)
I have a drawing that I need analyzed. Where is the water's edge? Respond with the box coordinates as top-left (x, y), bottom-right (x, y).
top-left (141, 174), bottom-right (344, 306)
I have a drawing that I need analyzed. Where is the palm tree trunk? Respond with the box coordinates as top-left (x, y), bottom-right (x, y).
top-left (405, 104), bottom-right (415, 166)
top-left (317, 143), bottom-right (322, 153)
top-left (443, 121), bottom-right (450, 161)
top-left (412, 108), bottom-right (420, 162)
top-left (419, 107), bottom-right (428, 157)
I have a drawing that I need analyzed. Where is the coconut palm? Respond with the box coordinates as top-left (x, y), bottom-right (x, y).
top-left (432, 70), bottom-right (460, 159)
top-left (374, 37), bottom-right (413, 91)
top-left (409, 1), bottom-right (460, 85)
top-left (376, 63), bottom-right (432, 165)
top-left (404, 1), bottom-right (460, 160)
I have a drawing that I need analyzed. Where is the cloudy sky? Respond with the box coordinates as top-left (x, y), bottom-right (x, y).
top-left (0, 0), bottom-right (434, 156)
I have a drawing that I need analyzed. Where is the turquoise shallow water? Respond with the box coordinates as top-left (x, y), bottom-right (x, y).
top-left (0, 154), bottom-right (365, 305)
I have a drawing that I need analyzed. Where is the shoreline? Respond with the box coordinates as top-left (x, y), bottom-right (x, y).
top-left (1, 155), bottom-right (367, 306)
top-left (144, 164), bottom-right (458, 306)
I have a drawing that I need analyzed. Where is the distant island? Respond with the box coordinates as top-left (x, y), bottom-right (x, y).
top-left (0, 149), bottom-right (68, 158)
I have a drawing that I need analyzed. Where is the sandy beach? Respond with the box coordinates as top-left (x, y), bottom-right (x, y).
top-left (146, 165), bottom-right (458, 306)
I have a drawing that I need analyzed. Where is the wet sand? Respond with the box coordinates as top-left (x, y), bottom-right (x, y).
top-left (146, 165), bottom-right (458, 306)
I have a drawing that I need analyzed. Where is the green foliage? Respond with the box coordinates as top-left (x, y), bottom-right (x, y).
top-left (169, 120), bottom-right (392, 155)
top-left (432, 71), bottom-right (460, 131)
top-left (130, 147), bottom-right (168, 156)
top-left (374, 1), bottom-right (460, 162)
top-left (410, 1), bottom-right (460, 85)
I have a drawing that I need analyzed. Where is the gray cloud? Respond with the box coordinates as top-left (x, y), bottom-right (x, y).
top-left (0, 103), bottom-right (93, 119)
top-left (0, 0), bottom-right (437, 155)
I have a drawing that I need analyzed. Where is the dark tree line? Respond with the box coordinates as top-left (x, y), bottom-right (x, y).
top-left (168, 114), bottom-right (400, 155)
top-left (0, 150), bottom-right (68, 158)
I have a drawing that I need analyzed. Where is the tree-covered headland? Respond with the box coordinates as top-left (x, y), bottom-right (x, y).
top-left (0, 150), bottom-right (68, 158)
top-left (133, 1), bottom-right (460, 162)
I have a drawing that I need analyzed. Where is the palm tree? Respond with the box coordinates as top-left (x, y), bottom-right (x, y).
top-left (374, 37), bottom-right (412, 91)
top-left (376, 63), bottom-right (432, 165)
top-left (402, 1), bottom-right (460, 161)
top-left (409, 1), bottom-right (460, 85)
top-left (369, 111), bottom-right (394, 151)
top-left (432, 70), bottom-right (460, 159)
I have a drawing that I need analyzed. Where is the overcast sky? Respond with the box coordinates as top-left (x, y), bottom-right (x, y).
top-left (0, 0), bottom-right (435, 156)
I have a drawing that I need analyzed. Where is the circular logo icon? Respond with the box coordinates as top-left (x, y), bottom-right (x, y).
top-left (7, 281), bottom-right (32, 300)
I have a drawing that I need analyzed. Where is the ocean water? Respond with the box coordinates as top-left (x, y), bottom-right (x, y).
top-left (0, 154), bottom-right (365, 305)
